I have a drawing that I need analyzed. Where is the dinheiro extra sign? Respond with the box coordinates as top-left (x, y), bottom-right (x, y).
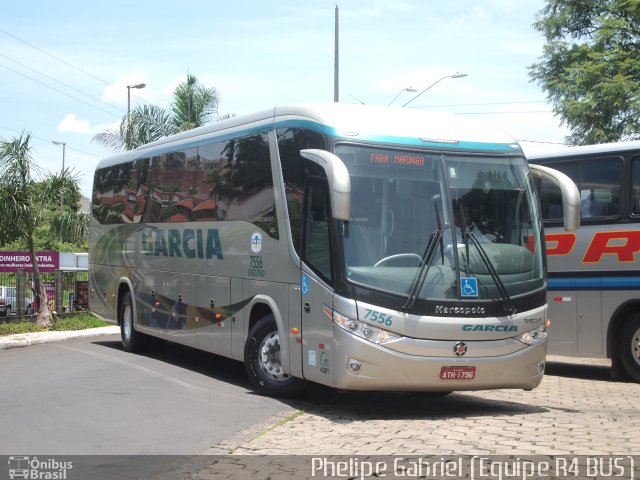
top-left (0, 251), bottom-right (60, 273)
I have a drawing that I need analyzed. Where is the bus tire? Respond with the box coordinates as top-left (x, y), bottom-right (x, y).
top-left (619, 313), bottom-right (640, 382)
top-left (244, 314), bottom-right (306, 397)
top-left (120, 292), bottom-right (147, 353)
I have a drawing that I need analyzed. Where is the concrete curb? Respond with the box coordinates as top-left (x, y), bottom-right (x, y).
top-left (0, 325), bottom-right (120, 350)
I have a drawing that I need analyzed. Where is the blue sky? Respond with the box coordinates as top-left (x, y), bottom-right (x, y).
top-left (1, 0), bottom-right (568, 198)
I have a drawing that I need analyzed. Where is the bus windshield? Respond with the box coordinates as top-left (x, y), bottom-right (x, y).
top-left (337, 145), bottom-right (543, 306)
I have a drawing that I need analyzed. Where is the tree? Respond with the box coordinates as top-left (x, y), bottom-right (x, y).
top-left (529, 0), bottom-right (640, 145)
top-left (0, 132), bottom-right (86, 328)
top-left (93, 74), bottom-right (221, 151)
top-left (172, 73), bottom-right (219, 132)
top-left (93, 104), bottom-right (175, 151)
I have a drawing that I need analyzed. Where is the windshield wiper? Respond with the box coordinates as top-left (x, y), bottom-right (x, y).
top-left (401, 229), bottom-right (443, 312)
top-left (465, 228), bottom-right (517, 315)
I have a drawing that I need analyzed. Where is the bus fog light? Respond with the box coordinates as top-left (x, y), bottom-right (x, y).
top-left (515, 324), bottom-right (548, 346)
top-left (538, 361), bottom-right (545, 374)
top-left (347, 359), bottom-right (361, 374)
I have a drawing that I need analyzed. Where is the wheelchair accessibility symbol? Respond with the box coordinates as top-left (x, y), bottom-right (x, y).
top-left (301, 275), bottom-right (310, 295)
top-left (461, 277), bottom-right (478, 298)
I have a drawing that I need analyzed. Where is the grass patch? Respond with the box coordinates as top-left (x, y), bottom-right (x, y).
top-left (50, 313), bottom-right (111, 331)
top-left (0, 312), bottom-right (111, 336)
top-left (0, 322), bottom-right (43, 336)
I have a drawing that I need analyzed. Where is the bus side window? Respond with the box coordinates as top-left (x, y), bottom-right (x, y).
top-left (577, 157), bottom-right (622, 219)
top-left (632, 156), bottom-right (640, 217)
top-left (303, 180), bottom-right (333, 284)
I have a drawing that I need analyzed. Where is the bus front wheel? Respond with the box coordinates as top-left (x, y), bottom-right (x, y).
top-left (120, 292), bottom-right (147, 353)
top-left (620, 313), bottom-right (640, 382)
top-left (244, 315), bottom-right (306, 397)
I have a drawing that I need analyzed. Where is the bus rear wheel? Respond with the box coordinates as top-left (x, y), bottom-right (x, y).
top-left (120, 292), bottom-right (147, 353)
top-left (244, 315), bottom-right (306, 397)
top-left (619, 313), bottom-right (640, 382)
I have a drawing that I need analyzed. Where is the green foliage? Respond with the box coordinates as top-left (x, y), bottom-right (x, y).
top-left (530, 0), bottom-right (640, 145)
top-left (50, 313), bottom-right (110, 331)
top-left (172, 73), bottom-right (219, 132)
top-left (0, 162), bottom-right (88, 252)
top-left (0, 312), bottom-right (110, 336)
top-left (0, 321), bottom-right (42, 335)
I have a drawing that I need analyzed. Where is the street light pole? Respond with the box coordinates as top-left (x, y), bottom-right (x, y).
top-left (52, 141), bottom-right (66, 211)
top-left (402, 73), bottom-right (468, 107)
top-left (388, 87), bottom-right (417, 106)
top-left (126, 83), bottom-right (146, 149)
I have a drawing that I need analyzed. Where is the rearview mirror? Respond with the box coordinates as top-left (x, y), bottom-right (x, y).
top-left (300, 149), bottom-right (351, 221)
top-left (529, 163), bottom-right (580, 231)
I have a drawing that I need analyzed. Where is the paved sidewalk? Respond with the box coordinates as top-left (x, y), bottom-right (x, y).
top-left (215, 355), bottom-right (640, 456)
top-left (0, 325), bottom-right (120, 350)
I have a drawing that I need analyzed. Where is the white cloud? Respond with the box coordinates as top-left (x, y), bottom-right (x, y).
top-left (57, 113), bottom-right (119, 135)
top-left (101, 72), bottom-right (150, 107)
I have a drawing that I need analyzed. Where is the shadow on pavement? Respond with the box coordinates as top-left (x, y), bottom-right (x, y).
top-left (94, 338), bottom-right (547, 422)
top-left (545, 360), bottom-right (633, 383)
top-left (93, 339), bottom-right (252, 390)
top-left (286, 384), bottom-right (547, 422)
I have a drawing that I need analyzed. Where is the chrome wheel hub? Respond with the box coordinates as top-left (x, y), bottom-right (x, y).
top-left (632, 326), bottom-right (640, 366)
top-left (123, 303), bottom-right (132, 341)
top-left (259, 332), bottom-right (287, 382)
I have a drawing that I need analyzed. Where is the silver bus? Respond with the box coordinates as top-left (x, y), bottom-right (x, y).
top-left (89, 103), bottom-right (578, 396)
top-left (530, 141), bottom-right (640, 382)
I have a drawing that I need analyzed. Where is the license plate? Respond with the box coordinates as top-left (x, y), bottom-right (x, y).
top-left (439, 366), bottom-right (476, 380)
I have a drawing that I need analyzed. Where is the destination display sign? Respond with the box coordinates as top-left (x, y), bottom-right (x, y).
top-left (352, 148), bottom-right (433, 169)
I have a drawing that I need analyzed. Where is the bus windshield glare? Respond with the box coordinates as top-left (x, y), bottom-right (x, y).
top-left (337, 145), bottom-right (544, 305)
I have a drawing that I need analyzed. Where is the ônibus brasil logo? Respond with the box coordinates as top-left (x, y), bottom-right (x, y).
top-left (8, 456), bottom-right (73, 479)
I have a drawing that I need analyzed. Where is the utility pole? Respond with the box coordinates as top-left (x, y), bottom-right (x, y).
top-left (334, 5), bottom-right (339, 102)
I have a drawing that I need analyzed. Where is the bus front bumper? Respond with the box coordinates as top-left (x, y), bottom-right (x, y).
top-left (330, 326), bottom-right (546, 392)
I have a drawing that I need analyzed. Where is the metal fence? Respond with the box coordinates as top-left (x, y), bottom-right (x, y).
top-left (0, 269), bottom-right (89, 321)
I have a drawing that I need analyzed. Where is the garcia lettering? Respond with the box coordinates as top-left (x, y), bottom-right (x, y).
top-left (462, 324), bottom-right (518, 332)
top-left (141, 228), bottom-right (223, 259)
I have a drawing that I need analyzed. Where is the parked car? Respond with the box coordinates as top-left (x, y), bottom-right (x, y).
top-left (0, 286), bottom-right (17, 316)
top-left (0, 286), bottom-right (33, 316)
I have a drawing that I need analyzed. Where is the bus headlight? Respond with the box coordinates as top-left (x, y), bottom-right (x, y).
top-left (515, 324), bottom-right (548, 346)
top-left (332, 310), bottom-right (402, 345)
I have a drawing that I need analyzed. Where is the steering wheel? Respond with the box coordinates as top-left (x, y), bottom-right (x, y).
top-left (373, 253), bottom-right (423, 267)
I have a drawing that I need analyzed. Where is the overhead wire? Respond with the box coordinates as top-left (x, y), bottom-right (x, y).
top-left (0, 52), bottom-right (125, 116)
top-left (0, 63), bottom-right (123, 119)
top-left (0, 27), bottom-right (111, 86)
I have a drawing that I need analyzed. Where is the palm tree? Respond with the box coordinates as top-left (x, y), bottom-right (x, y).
top-left (0, 133), bottom-right (55, 327)
top-left (93, 74), bottom-right (220, 151)
top-left (93, 104), bottom-right (176, 151)
top-left (172, 73), bottom-right (219, 132)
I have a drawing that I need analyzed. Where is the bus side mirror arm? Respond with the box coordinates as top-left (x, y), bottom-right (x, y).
top-left (529, 163), bottom-right (581, 232)
top-left (300, 149), bottom-right (351, 221)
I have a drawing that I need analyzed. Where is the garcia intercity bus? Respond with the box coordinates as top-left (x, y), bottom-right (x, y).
top-left (530, 141), bottom-right (640, 382)
top-left (89, 103), bottom-right (579, 396)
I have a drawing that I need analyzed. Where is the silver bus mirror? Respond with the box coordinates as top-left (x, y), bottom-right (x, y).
top-left (300, 149), bottom-right (351, 221)
top-left (529, 163), bottom-right (580, 232)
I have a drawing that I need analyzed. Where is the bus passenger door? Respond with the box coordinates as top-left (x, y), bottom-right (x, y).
top-left (300, 179), bottom-right (335, 386)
